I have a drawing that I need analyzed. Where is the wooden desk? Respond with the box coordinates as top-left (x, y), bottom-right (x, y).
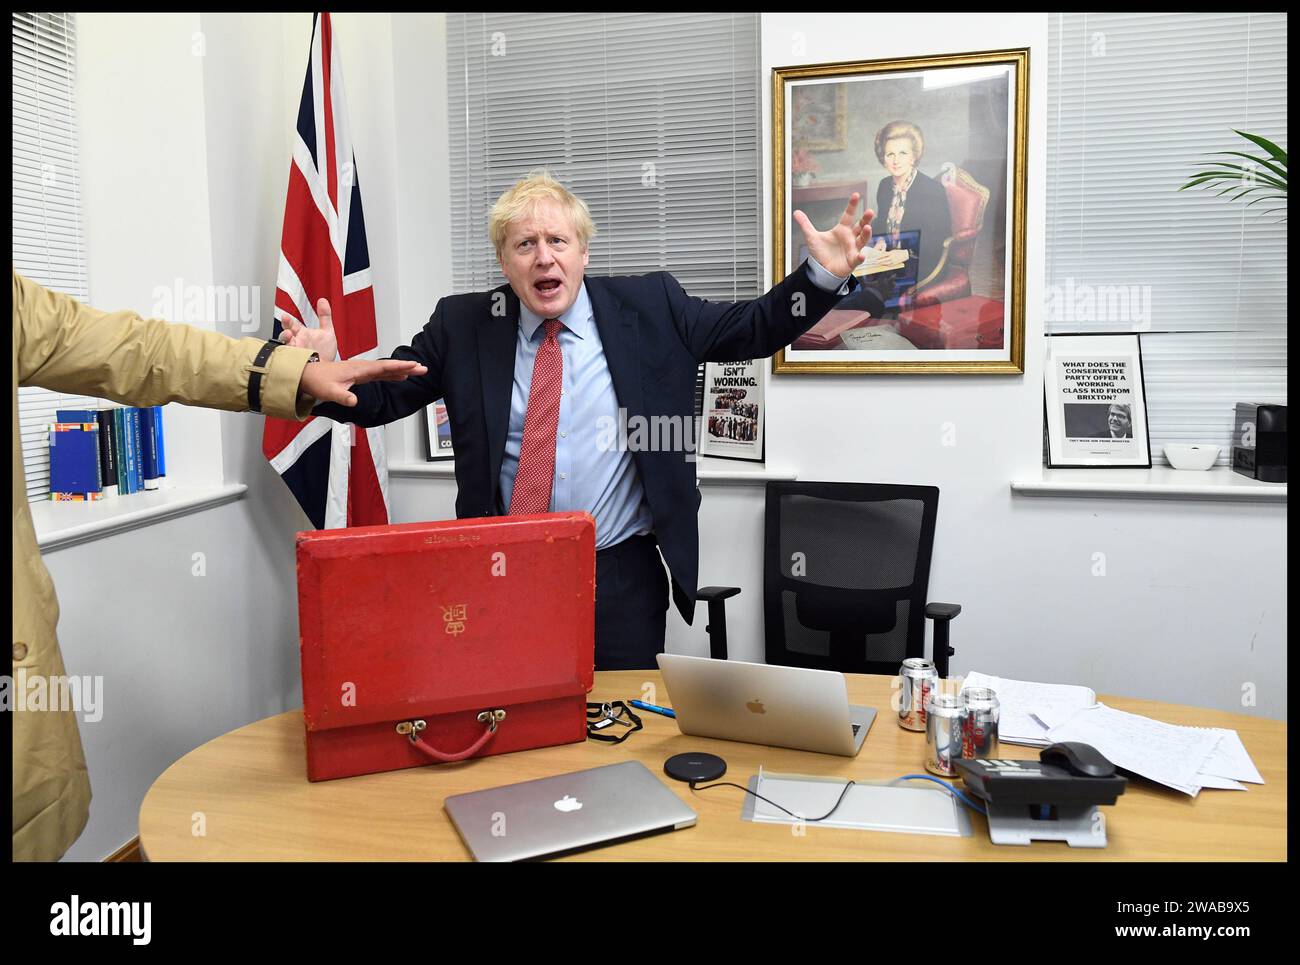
top-left (139, 672), bottom-right (1286, 861)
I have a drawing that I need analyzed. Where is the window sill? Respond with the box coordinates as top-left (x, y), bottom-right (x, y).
top-left (1011, 467), bottom-right (1286, 503)
top-left (388, 459), bottom-right (797, 487)
top-left (389, 461), bottom-right (457, 478)
top-left (695, 457), bottom-right (797, 486)
top-left (32, 484), bottom-right (249, 552)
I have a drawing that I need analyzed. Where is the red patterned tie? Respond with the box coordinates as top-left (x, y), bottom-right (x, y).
top-left (509, 318), bottom-right (564, 515)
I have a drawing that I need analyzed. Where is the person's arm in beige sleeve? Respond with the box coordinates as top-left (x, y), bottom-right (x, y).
top-left (13, 270), bottom-right (424, 417)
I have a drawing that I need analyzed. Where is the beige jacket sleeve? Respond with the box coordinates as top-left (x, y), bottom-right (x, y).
top-left (13, 270), bottom-right (314, 420)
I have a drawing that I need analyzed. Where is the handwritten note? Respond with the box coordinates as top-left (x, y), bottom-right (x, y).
top-left (1045, 704), bottom-right (1224, 795)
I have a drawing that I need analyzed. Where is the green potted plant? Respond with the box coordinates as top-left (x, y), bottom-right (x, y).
top-left (1181, 130), bottom-right (1287, 222)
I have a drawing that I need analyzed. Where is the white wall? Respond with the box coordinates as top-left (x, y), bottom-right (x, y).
top-left (76, 12), bottom-right (224, 488)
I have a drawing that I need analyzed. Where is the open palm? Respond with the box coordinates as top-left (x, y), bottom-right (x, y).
top-left (278, 298), bottom-right (339, 361)
top-left (793, 193), bottom-right (875, 278)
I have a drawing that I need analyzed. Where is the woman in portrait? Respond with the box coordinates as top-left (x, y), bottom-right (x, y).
top-left (872, 120), bottom-right (951, 288)
top-left (833, 119), bottom-right (952, 320)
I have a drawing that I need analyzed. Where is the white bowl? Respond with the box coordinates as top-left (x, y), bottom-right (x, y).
top-left (1164, 444), bottom-right (1220, 471)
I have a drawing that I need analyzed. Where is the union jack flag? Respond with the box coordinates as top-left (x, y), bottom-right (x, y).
top-left (263, 11), bottom-right (388, 529)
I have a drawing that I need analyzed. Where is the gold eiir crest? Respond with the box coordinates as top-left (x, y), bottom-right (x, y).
top-left (442, 604), bottom-right (468, 636)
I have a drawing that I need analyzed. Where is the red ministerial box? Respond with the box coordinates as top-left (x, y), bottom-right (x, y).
top-left (296, 512), bottom-right (595, 781)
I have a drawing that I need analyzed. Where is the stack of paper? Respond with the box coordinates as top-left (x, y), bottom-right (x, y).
top-left (959, 671), bottom-right (1096, 747)
top-left (1194, 729), bottom-right (1265, 791)
top-left (1041, 704), bottom-right (1264, 797)
top-left (959, 671), bottom-right (1265, 797)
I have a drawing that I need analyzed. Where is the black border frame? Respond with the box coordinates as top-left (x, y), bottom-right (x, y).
top-left (1043, 332), bottom-right (1153, 470)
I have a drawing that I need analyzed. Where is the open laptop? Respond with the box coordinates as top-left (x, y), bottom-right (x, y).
top-left (444, 761), bottom-right (697, 862)
top-left (657, 654), bottom-right (876, 756)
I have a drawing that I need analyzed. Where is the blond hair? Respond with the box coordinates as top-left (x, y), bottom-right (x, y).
top-left (874, 120), bottom-right (925, 167)
top-left (488, 169), bottom-right (597, 255)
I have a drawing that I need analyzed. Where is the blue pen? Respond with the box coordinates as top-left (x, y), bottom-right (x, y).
top-left (630, 699), bottom-right (676, 719)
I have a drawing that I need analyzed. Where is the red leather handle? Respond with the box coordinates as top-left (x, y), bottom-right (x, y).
top-left (408, 716), bottom-right (501, 763)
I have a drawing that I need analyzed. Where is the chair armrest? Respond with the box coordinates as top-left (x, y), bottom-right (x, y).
top-left (697, 586), bottom-right (741, 660)
top-left (924, 602), bottom-right (961, 679)
top-left (908, 237), bottom-right (955, 295)
top-left (925, 602), bottom-right (962, 622)
top-left (698, 586), bottom-right (741, 602)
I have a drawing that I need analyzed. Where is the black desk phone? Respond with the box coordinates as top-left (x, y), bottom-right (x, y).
top-left (954, 742), bottom-right (1128, 847)
top-left (956, 741), bottom-right (1128, 807)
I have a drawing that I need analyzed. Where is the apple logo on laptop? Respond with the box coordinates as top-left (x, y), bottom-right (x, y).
top-left (746, 699), bottom-right (766, 715)
top-left (554, 795), bottom-right (583, 813)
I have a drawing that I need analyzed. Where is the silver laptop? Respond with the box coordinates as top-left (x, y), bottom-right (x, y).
top-left (444, 760), bottom-right (697, 862)
top-left (657, 654), bottom-right (876, 756)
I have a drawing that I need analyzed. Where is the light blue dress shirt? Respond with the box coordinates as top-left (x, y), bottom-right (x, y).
top-left (499, 259), bottom-right (850, 550)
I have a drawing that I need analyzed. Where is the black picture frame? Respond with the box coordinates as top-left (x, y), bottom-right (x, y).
top-left (423, 400), bottom-right (454, 462)
top-left (1043, 333), bottom-right (1152, 469)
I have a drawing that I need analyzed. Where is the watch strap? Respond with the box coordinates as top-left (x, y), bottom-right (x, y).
top-left (248, 339), bottom-right (281, 413)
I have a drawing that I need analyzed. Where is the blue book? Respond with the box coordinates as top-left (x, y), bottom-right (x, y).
top-left (112, 408), bottom-right (130, 494)
top-left (128, 408), bottom-right (145, 493)
top-left (152, 405), bottom-right (166, 481)
top-left (49, 422), bottom-right (102, 498)
top-left (119, 408), bottom-right (138, 494)
top-left (58, 409), bottom-right (119, 496)
top-left (140, 407), bottom-right (161, 490)
top-left (56, 409), bottom-right (98, 424)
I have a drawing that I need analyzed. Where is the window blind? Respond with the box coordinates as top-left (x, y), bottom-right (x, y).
top-left (446, 12), bottom-right (762, 423)
top-left (12, 11), bottom-right (97, 501)
top-left (1046, 12), bottom-right (1287, 465)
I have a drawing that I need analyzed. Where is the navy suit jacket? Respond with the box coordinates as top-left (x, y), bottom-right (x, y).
top-left (313, 262), bottom-right (863, 624)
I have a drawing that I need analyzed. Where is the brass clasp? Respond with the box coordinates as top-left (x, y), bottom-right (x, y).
top-left (395, 719), bottom-right (428, 743)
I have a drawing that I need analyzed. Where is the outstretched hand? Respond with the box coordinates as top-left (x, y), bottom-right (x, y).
top-left (792, 193), bottom-right (875, 279)
top-left (299, 357), bottom-right (427, 408)
top-left (279, 298), bottom-right (339, 361)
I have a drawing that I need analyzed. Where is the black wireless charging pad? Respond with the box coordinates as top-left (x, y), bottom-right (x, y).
top-left (664, 752), bottom-right (727, 784)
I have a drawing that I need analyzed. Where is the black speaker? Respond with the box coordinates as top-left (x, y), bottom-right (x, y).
top-left (1232, 403), bottom-right (1287, 483)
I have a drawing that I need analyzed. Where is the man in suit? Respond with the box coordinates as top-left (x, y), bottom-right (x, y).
top-left (12, 269), bottom-right (427, 860)
top-left (1108, 403), bottom-right (1133, 439)
top-left (291, 171), bottom-right (879, 669)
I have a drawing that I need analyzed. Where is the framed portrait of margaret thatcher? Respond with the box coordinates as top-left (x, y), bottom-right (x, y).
top-left (772, 49), bottom-right (1028, 375)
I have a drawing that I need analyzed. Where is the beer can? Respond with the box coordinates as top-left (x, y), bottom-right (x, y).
top-left (897, 657), bottom-right (938, 731)
top-left (924, 693), bottom-right (965, 777)
top-left (961, 687), bottom-right (1000, 759)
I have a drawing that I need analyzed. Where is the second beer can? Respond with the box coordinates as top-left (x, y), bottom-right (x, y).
top-left (898, 657), bottom-right (939, 731)
top-left (924, 693), bottom-right (965, 777)
top-left (961, 687), bottom-right (1000, 759)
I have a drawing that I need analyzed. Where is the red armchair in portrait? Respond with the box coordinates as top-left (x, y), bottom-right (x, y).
top-left (898, 163), bottom-right (1005, 351)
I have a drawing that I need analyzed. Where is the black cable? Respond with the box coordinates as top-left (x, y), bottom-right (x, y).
top-left (689, 779), bottom-right (857, 823)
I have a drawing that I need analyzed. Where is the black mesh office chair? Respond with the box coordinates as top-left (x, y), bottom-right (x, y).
top-left (697, 481), bottom-right (960, 677)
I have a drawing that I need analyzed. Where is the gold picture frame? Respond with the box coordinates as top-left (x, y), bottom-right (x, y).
top-left (772, 48), bottom-right (1028, 375)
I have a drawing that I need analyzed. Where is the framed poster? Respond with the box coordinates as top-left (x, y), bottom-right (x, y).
top-left (698, 360), bottom-right (764, 463)
top-left (423, 399), bottom-right (454, 461)
top-left (1044, 334), bottom-right (1152, 468)
top-left (772, 49), bottom-right (1028, 375)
